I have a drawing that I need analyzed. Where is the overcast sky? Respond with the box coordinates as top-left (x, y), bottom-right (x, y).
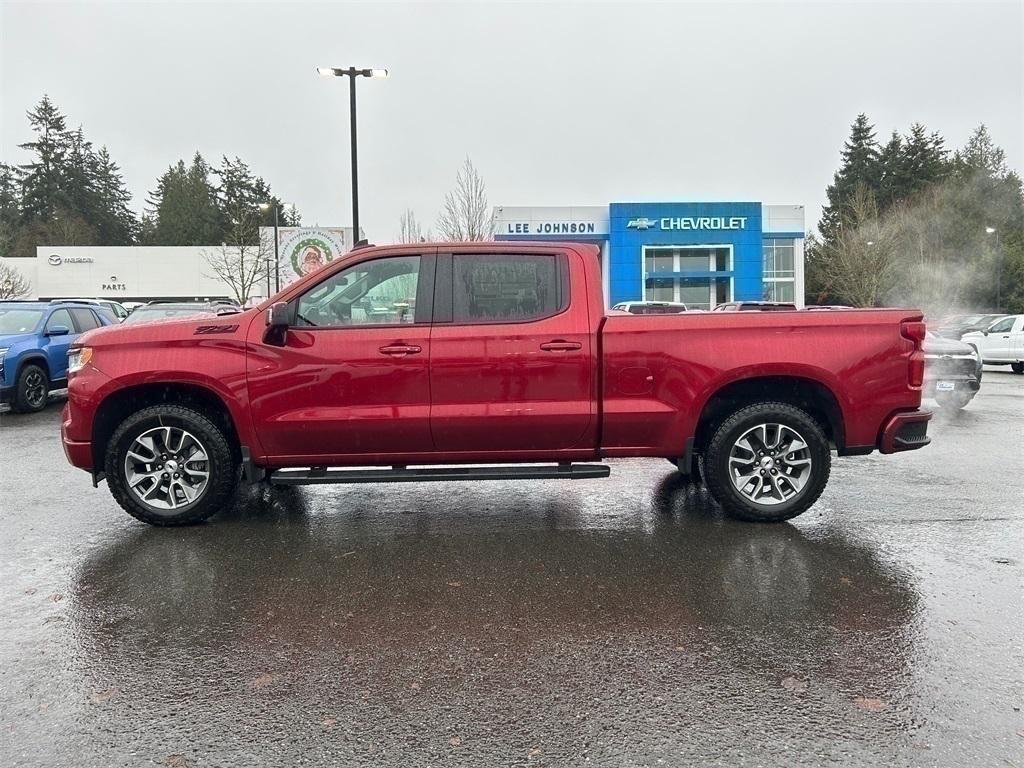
top-left (2, 1), bottom-right (1021, 240)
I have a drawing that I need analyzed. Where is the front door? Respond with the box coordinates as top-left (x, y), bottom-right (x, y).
top-left (247, 252), bottom-right (434, 462)
top-left (428, 249), bottom-right (596, 454)
top-left (43, 307), bottom-right (77, 381)
top-left (982, 315), bottom-right (1017, 360)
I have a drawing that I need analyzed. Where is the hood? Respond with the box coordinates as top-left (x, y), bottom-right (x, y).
top-left (78, 308), bottom-right (258, 347)
top-left (0, 332), bottom-right (35, 348)
top-left (924, 334), bottom-right (976, 355)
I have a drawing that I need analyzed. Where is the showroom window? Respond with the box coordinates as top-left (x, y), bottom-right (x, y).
top-left (762, 239), bottom-right (797, 302)
top-left (642, 246), bottom-right (732, 310)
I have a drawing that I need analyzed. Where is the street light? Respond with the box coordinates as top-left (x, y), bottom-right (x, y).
top-left (259, 201), bottom-right (294, 294)
top-left (317, 66), bottom-right (389, 242)
top-left (986, 226), bottom-right (1001, 312)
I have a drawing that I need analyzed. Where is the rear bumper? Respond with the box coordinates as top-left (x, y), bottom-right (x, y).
top-left (879, 410), bottom-right (932, 454)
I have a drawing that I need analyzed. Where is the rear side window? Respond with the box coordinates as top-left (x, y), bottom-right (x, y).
top-left (69, 307), bottom-right (100, 331)
top-left (451, 253), bottom-right (567, 324)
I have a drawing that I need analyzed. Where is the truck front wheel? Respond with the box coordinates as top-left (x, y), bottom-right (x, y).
top-left (704, 402), bottom-right (831, 522)
top-left (105, 404), bottom-right (239, 526)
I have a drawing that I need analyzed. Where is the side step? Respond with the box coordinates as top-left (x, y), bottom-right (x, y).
top-left (269, 463), bottom-right (611, 486)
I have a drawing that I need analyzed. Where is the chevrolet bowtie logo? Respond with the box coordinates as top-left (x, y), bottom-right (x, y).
top-left (626, 217), bottom-right (657, 230)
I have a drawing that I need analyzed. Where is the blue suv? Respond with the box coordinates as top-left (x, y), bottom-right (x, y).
top-left (0, 301), bottom-right (117, 413)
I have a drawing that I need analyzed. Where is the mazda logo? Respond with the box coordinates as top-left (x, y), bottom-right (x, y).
top-left (47, 254), bottom-right (62, 266)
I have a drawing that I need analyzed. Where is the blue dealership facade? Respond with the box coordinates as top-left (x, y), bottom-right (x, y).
top-left (494, 202), bottom-right (805, 309)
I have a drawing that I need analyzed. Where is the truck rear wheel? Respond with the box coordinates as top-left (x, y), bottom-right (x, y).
top-left (704, 402), bottom-right (830, 522)
top-left (105, 404), bottom-right (239, 526)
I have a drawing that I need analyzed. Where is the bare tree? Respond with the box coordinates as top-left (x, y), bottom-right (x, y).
top-left (817, 185), bottom-right (901, 307)
top-left (203, 208), bottom-right (270, 306)
top-left (437, 157), bottom-right (493, 241)
top-left (0, 261), bottom-right (31, 299)
top-left (398, 208), bottom-right (426, 243)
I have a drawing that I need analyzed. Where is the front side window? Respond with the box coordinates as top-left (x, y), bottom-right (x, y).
top-left (452, 254), bottom-right (563, 323)
top-left (987, 316), bottom-right (1015, 333)
top-left (46, 309), bottom-right (74, 332)
top-left (296, 256), bottom-right (421, 327)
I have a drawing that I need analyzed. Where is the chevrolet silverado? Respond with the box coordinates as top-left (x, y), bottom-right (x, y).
top-left (61, 241), bottom-right (931, 526)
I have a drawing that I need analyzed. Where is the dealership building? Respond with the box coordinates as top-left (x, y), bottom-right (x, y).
top-left (0, 227), bottom-right (357, 304)
top-left (494, 202), bottom-right (805, 309)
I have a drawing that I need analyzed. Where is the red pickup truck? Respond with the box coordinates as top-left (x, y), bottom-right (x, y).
top-left (61, 241), bottom-right (931, 526)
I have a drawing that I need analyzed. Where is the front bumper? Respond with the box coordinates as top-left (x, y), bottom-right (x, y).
top-left (879, 410), bottom-right (932, 454)
top-left (61, 404), bottom-right (94, 470)
top-left (0, 384), bottom-right (14, 405)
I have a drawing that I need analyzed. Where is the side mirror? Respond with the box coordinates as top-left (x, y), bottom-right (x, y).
top-left (46, 325), bottom-right (70, 337)
top-left (982, 330), bottom-right (989, 336)
top-left (264, 301), bottom-right (294, 347)
top-left (266, 301), bottom-right (294, 329)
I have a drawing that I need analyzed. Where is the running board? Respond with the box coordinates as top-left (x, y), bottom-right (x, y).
top-left (269, 463), bottom-right (611, 486)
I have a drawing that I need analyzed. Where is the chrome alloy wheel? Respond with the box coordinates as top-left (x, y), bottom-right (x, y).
top-left (24, 370), bottom-right (46, 408)
top-left (727, 423), bottom-right (813, 506)
top-left (124, 426), bottom-right (210, 511)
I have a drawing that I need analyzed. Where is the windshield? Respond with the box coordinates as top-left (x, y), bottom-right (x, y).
top-left (0, 308), bottom-right (44, 335)
top-left (122, 307), bottom-right (212, 324)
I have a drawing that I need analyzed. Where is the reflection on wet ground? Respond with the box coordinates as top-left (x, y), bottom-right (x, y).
top-left (1, 371), bottom-right (1022, 766)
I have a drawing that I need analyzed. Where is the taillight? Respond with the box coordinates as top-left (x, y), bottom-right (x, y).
top-left (901, 321), bottom-right (926, 388)
top-left (901, 321), bottom-right (926, 345)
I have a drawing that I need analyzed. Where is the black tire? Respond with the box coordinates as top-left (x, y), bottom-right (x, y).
top-left (12, 363), bottom-right (49, 413)
top-left (703, 402), bottom-right (831, 523)
top-left (1012, 362), bottom-right (1023, 375)
top-left (105, 404), bottom-right (239, 526)
top-left (935, 390), bottom-right (974, 409)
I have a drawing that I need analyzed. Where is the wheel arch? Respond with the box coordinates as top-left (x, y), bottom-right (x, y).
top-left (91, 382), bottom-right (242, 473)
top-left (15, 352), bottom-right (50, 380)
top-left (690, 375), bottom-right (846, 469)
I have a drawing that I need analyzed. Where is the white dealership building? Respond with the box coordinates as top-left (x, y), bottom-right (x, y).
top-left (1, 227), bottom-right (356, 303)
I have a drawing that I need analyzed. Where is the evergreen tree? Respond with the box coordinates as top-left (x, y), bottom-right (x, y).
top-left (876, 131), bottom-right (903, 210)
top-left (145, 153), bottom-right (224, 245)
top-left (0, 163), bottom-right (21, 257)
top-left (818, 114), bottom-right (880, 242)
top-left (92, 146), bottom-right (139, 245)
top-left (892, 123), bottom-right (948, 201)
top-left (18, 95), bottom-right (69, 224)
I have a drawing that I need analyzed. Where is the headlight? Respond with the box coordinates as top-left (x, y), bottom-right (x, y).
top-left (68, 346), bottom-right (93, 375)
top-left (0, 347), bottom-right (8, 362)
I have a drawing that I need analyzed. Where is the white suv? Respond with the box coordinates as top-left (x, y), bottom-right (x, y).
top-left (962, 314), bottom-right (1024, 374)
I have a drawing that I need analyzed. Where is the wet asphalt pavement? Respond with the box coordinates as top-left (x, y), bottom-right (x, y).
top-left (1, 374), bottom-right (1022, 767)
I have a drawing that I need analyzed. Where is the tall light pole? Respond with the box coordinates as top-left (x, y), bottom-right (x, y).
top-left (259, 201), bottom-right (294, 294)
top-left (316, 66), bottom-right (388, 243)
top-left (986, 226), bottom-right (1001, 312)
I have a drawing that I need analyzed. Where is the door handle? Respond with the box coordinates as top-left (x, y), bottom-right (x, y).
top-left (540, 340), bottom-right (582, 352)
top-left (379, 344), bottom-right (422, 356)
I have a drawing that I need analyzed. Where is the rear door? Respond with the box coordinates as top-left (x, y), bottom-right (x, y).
top-left (428, 248), bottom-right (596, 454)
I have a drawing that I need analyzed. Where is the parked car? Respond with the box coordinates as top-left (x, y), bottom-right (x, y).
top-left (922, 332), bottom-right (982, 409)
top-left (961, 314), bottom-right (1024, 374)
top-left (0, 300), bottom-right (117, 412)
top-left (712, 301), bottom-right (797, 312)
top-left (121, 301), bottom-right (241, 325)
top-left (53, 298), bottom-right (131, 321)
top-left (611, 301), bottom-right (688, 315)
top-left (62, 242), bottom-right (931, 527)
top-left (934, 313), bottom-right (1006, 340)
